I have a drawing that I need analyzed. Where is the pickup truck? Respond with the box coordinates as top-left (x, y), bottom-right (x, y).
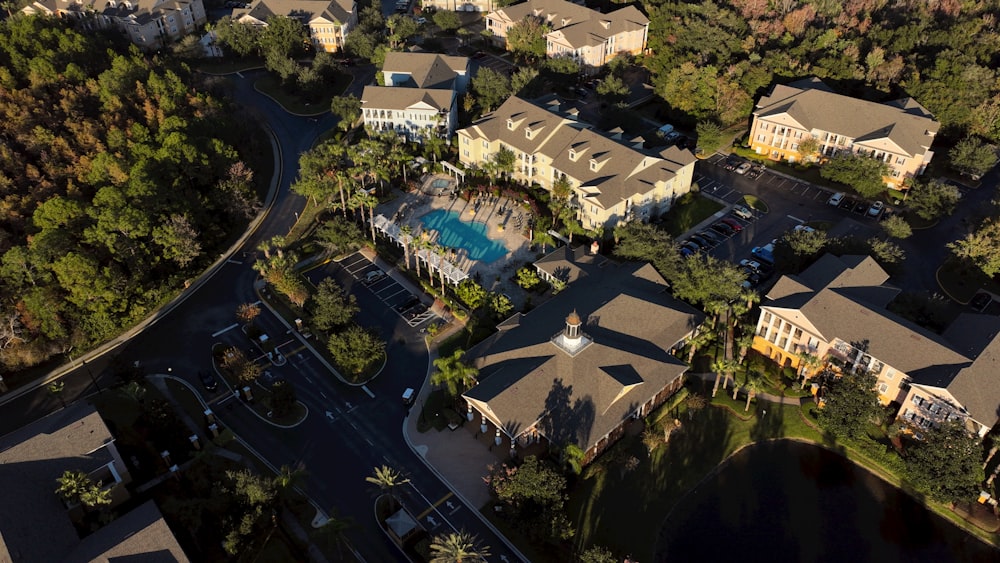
top-left (751, 242), bottom-right (775, 264)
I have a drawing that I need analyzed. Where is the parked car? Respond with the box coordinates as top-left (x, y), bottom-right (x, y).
top-left (472, 51), bottom-right (487, 59)
top-left (735, 162), bottom-right (752, 175)
top-left (793, 224), bottom-right (816, 233)
top-left (827, 192), bottom-right (845, 206)
top-left (710, 222), bottom-right (735, 236)
top-left (689, 234), bottom-right (712, 248)
top-left (751, 243), bottom-right (776, 264)
top-left (198, 370), bottom-right (219, 392)
top-left (868, 200), bottom-right (885, 216)
top-left (739, 258), bottom-right (764, 273)
top-left (680, 246), bottom-right (695, 258)
top-left (732, 204), bottom-right (753, 220)
top-left (720, 217), bottom-right (744, 231)
top-left (971, 292), bottom-right (992, 312)
top-left (681, 241), bottom-right (701, 254)
top-left (363, 270), bottom-right (386, 285)
top-left (698, 229), bottom-right (723, 244)
top-left (395, 296), bottom-right (420, 313)
top-left (415, 16), bottom-right (427, 24)
top-left (402, 387), bottom-right (415, 406)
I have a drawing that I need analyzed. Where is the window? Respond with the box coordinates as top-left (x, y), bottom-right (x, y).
top-left (913, 395), bottom-right (923, 407)
top-left (463, 137), bottom-right (469, 145)
top-left (590, 159), bottom-right (597, 171)
top-left (482, 141), bottom-right (488, 149)
top-left (762, 312), bottom-right (772, 324)
top-left (506, 118), bottom-right (514, 130)
top-left (896, 156), bottom-right (906, 165)
top-left (782, 323), bottom-right (792, 334)
top-left (778, 337), bottom-right (788, 348)
top-left (793, 328), bottom-right (802, 339)
top-left (878, 383), bottom-right (888, 394)
top-left (886, 368), bottom-right (895, 380)
top-left (768, 332), bottom-right (778, 343)
top-left (462, 149), bottom-right (469, 157)
top-left (757, 134), bottom-right (766, 142)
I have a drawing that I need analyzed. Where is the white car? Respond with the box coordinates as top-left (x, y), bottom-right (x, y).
top-left (827, 192), bottom-right (845, 206)
top-left (739, 258), bottom-right (763, 272)
top-left (735, 162), bottom-right (752, 175)
top-left (415, 16), bottom-right (427, 24)
top-left (868, 200), bottom-right (885, 216)
top-left (793, 224), bottom-right (816, 233)
top-left (732, 205), bottom-right (753, 220)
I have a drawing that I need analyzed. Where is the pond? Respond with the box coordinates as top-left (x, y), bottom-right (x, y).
top-left (656, 441), bottom-right (997, 562)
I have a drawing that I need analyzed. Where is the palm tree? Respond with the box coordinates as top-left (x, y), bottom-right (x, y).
top-left (740, 287), bottom-right (761, 312)
top-left (743, 373), bottom-right (763, 411)
top-left (400, 225), bottom-right (413, 270)
top-left (735, 331), bottom-right (755, 365)
top-left (48, 381), bottom-right (66, 407)
top-left (55, 470), bottom-right (91, 504)
top-left (366, 465), bottom-right (410, 498)
top-left (429, 531), bottom-right (491, 563)
top-left (796, 351), bottom-right (824, 380)
top-left (533, 229), bottom-right (556, 253)
top-left (424, 133), bottom-right (448, 164)
top-left (561, 443), bottom-right (585, 475)
top-left (317, 509), bottom-right (354, 558)
top-left (721, 358), bottom-right (739, 394)
top-left (434, 244), bottom-right (448, 291)
top-left (686, 329), bottom-right (716, 365)
top-left (710, 359), bottom-right (727, 398)
top-left (431, 349), bottom-right (479, 398)
top-left (350, 190), bottom-right (379, 242)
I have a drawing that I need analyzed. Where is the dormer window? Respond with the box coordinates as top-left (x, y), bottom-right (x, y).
top-left (525, 127), bottom-right (533, 139)
top-left (506, 118), bottom-right (514, 130)
top-left (569, 148), bottom-right (576, 161)
top-left (589, 159), bottom-right (597, 171)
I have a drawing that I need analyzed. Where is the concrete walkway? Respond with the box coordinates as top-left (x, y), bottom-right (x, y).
top-left (688, 372), bottom-right (805, 406)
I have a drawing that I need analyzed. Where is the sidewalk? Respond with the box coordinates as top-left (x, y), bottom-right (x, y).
top-left (688, 372), bottom-right (804, 406)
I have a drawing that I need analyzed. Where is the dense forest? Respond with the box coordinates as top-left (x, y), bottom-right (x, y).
top-left (640, 0), bottom-right (1000, 140)
top-left (0, 16), bottom-right (259, 371)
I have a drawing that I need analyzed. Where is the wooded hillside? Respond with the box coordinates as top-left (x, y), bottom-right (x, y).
top-left (0, 17), bottom-right (259, 371)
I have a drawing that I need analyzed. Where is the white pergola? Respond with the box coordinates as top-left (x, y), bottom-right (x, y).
top-left (373, 215), bottom-right (469, 284)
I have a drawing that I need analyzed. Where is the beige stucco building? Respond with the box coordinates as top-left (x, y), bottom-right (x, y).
top-left (749, 78), bottom-right (939, 189)
top-left (234, 0), bottom-right (356, 53)
top-left (456, 96), bottom-right (695, 231)
top-left (420, 0), bottom-right (494, 11)
top-left (753, 253), bottom-right (1000, 438)
top-left (21, 0), bottom-right (207, 50)
top-left (485, 0), bottom-right (648, 72)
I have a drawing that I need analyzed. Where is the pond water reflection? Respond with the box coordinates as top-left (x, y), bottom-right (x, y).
top-left (656, 441), bottom-right (997, 562)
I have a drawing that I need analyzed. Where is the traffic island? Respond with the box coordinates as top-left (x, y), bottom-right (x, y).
top-left (211, 343), bottom-right (308, 428)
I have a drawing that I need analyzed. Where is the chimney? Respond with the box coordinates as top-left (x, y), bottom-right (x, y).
top-left (565, 310), bottom-right (582, 339)
top-left (590, 240), bottom-right (600, 255)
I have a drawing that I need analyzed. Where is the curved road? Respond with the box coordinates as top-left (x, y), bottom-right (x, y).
top-left (0, 70), bottom-right (521, 561)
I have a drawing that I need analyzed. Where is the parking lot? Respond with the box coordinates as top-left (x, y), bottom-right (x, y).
top-left (330, 253), bottom-right (437, 327)
top-left (472, 51), bottom-right (515, 76)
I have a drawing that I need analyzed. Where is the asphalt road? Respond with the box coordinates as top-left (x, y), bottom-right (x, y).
top-left (0, 72), bottom-right (521, 561)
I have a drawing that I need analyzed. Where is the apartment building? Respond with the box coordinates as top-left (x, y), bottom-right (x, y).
top-left (21, 0), bottom-right (207, 50)
top-left (420, 0), bottom-right (494, 11)
top-left (753, 253), bottom-right (1000, 437)
top-left (234, 0), bottom-right (357, 53)
top-left (456, 96), bottom-right (695, 230)
top-left (361, 53), bottom-right (469, 143)
top-left (485, 0), bottom-right (648, 72)
top-left (749, 78), bottom-right (939, 189)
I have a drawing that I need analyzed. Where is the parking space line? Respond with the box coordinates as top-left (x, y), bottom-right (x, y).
top-left (380, 288), bottom-right (408, 302)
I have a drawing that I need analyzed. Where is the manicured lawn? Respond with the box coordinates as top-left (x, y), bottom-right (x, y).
top-left (255, 71), bottom-right (351, 115)
top-left (193, 58), bottom-right (264, 74)
top-left (660, 194), bottom-right (725, 237)
top-left (936, 256), bottom-right (1000, 304)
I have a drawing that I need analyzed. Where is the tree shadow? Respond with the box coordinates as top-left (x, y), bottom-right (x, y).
top-left (748, 400), bottom-right (784, 441)
top-left (540, 378), bottom-right (595, 449)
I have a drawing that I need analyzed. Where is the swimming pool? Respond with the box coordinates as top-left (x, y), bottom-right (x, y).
top-left (431, 178), bottom-right (451, 189)
top-left (419, 210), bottom-right (509, 263)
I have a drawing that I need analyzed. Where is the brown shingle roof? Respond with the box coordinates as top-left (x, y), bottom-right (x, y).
top-left (237, 0), bottom-right (353, 25)
top-left (382, 52), bottom-right (468, 89)
top-left (65, 500), bottom-right (189, 563)
top-left (464, 260), bottom-right (703, 450)
top-left (361, 86), bottom-right (454, 111)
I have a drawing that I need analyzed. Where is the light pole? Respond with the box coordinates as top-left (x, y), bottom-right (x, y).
top-left (82, 360), bottom-right (101, 392)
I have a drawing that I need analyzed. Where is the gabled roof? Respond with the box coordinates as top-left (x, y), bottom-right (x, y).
top-left (534, 244), bottom-right (602, 283)
top-left (236, 0), bottom-right (354, 25)
top-left (464, 260), bottom-right (703, 451)
top-left (382, 52), bottom-right (468, 89)
top-left (361, 86), bottom-right (454, 112)
top-left (23, 0), bottom-right (202, 26)
top-left (754, 78), bottom-right (939, 157)
top-left (490, 0), bottom-right (648, 50)
top-left (458, 96), bottom-right (695, 210)
top-left (766, 254), bottom-right (1000, 429)
top-left (65, 500), bottom-right (189, 563)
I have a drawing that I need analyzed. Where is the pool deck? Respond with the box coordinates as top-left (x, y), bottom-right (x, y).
top-left (378, 186), bottom-right (541, 305)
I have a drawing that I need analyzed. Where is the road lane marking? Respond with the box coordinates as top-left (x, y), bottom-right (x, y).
top-left (417, 492), bottom-right (454, 519)
top-left (211, 323), bottom-right (239, 337)
top-left (226, 259), bottom-right (243, 265)
top-left (787, 215), bottom-right (806, 223)
top-left (362, 385), bottom-right (375, 398)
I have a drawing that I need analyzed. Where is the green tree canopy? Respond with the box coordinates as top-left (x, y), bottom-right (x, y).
top-left (949, 136), bottom-right (997, 178)
top-left (819, 154), bottom-right (890, 198)
top-left (328, 325), bottom-right (385, 377)
top-left (431, 349), bottom-right (479, 397)
top-left (432, 10), bottom-right (462, 33)
top-left (907, 179), bottom-right (961, 221)
top-left (308, 278), bottom-right (358, 331)
top-left (903, 421), bottom-right (984, 503)
top-left (471, 67), bottom-right (512, 112)
top-left (818, 370), bottom-right (881, 440)
top-left (330, 94), bottom-right (361, 131)
top-left (695, 121), bottom-right (724, 153)
top-left (948, 218), bottom-right (1000, 277)
top-left (505, 17), bottom-right (549, 60)
top-left (596, 75), bottom-right (630, 105)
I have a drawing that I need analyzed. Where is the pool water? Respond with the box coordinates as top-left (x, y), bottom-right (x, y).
top-left (431, 178), bottom-right (451, 189)
top-left (419, 210), bottom-right (509, 263)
